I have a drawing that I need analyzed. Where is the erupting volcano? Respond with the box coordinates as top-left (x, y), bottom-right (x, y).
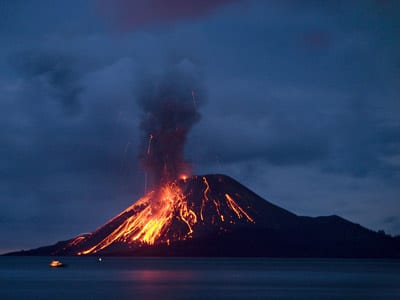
top-left (9, 64), bottom-right (400, 258)
top-left (61, 63), bottom-right (261, 255)
top-left (13, 173), bottom-right (400, 257)
top-left (42, 174), bottom-right (274, 256)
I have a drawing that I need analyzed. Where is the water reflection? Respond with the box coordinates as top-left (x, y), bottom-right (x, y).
top-left (122, 269), bottom-right (200, 300)
top-left (121, 268), bottom-right (272, 300)
top-left (127, 269), bottom-right (196, 282)
top-left (1, 257), bottom-right (400, 300)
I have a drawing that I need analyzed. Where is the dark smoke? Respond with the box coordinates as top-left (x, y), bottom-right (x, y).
top-left (137, 59), bottom-right (205, 188)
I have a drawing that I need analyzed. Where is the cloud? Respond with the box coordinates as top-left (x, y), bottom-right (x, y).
top-left (188, 112), bottom-right (328, 168)
top-left (9, 50), bottom-right (83, 115)
top-left (96, 0), bottom-right (239, 30)
top-left (323, 96), bottom-right (400, 178)
top-left (0, 54), bottom-right (143, 250)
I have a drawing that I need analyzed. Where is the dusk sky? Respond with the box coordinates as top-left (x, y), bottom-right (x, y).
top-left (1, 0), bottom-right (399, 253)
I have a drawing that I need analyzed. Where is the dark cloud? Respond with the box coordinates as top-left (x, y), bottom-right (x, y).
top-left (189, 116), bottom-right (328, 167)
top-left (0, 53), bottom-right (143, 250)
top-left (264, 139), bottom-right (328, 166)
top-left (96, 0), bottom-right (238, 30)
top-left (323, 96), bottom-right (400, 178)
top-left (10, 50), bottom-right (83, 115)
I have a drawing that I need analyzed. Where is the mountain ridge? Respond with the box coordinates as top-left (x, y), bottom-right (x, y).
top-left (6, 174), bottom-right (400, 258)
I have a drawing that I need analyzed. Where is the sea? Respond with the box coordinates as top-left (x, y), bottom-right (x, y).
top-left (1, 257), bottom-right (399, 300)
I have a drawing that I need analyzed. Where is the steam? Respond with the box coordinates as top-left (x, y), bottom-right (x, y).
top-left (137, 59), bottom-right (205, 188)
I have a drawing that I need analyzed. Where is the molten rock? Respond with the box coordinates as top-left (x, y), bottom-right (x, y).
top-left (11, 174), bottom-right (400, 257)
top-left (54, 174), bottom-right (282, 255)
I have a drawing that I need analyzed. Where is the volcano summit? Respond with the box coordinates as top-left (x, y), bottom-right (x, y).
top-left (11, 174), bottom-right (400, 257)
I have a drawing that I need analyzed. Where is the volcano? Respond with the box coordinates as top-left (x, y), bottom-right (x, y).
top-left (10, 174), bottom-right (400, 257)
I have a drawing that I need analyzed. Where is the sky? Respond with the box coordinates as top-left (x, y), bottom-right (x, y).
top-left (0, 0), bottom-right (399, 253)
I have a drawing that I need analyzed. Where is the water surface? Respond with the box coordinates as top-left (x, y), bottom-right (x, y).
top-left (1, 257), bottom-right (399, 299)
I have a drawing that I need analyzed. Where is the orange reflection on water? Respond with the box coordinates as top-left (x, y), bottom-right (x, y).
top-left (132, 269), bottom-right (195, 282)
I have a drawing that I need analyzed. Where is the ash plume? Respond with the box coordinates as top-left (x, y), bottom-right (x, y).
top-left (137, 59), bottom-right (205, 188)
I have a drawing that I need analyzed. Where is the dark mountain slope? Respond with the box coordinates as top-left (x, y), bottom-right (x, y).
top-left (7, 174), bottom-right (400, 258)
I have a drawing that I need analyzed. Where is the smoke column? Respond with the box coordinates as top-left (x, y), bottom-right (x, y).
top-left (137, 60), bottom-right (205, 188)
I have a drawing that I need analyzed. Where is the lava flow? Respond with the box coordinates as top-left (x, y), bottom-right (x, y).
top-left (15, 172), bottom-right (400, 258)
top-left (66, 175), bottom-right (255, 255)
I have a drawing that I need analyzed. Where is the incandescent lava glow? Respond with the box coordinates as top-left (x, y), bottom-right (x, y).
top-left (179, 174), bottom-right (189, 181)
top-left (73, 175), bottom-right (256, 255)
top-left (76, 181), bottom-right (196, 254)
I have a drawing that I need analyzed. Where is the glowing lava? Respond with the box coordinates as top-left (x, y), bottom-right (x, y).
top-left (69, 175), bottom-right (256, 255)
top-left (76, 182), bottom-right (195, 255)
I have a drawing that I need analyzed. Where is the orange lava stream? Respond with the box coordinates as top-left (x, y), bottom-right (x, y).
top-left (225, 193), bottom-right (255, 223)
top-left (78, 183), bottom-right (198, 255)
top-left (200, 177), bottom-right (210, 221)
top-left (73, 179), bottom-right (256, 255)
top-left (67, 236), bottom-right (87, 247)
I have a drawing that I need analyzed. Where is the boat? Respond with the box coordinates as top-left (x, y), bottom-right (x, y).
top-left (49, 260), bottom-right (64, 267)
